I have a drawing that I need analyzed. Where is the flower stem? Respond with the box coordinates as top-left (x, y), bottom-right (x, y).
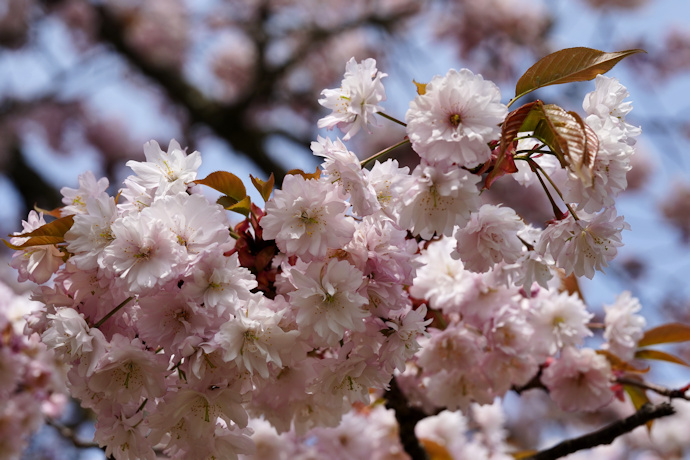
top-left (94, 296), bottom-right (134, 329)
top-left (525, 157), bottom-right (580, 221)
top-left (378, 112), bottom-right (407, 127)
top-left (360, 138), bottom-right (411, 167)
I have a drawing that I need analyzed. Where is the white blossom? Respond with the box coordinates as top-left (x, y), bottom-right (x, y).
top-left (603, 291), bottom-right (646, 361)
top-left (406, 68), bottom-right (507, 168)
top-left (452, 204), bottom-right (524, 273)
top-left (318, 57), bottom-right (387, 140)
top-left (537, 207), bottom-right (629, 279)
top-left (399, 163), bottom-right (480, 239)
top-left (126, 139), bottom-right (202, 196)
top-left (286, 258), bottom-right (369, 346)
top-left (261, 174), bottom-right (355, 261)
top-left (541, 347), bottom-right (614, 412)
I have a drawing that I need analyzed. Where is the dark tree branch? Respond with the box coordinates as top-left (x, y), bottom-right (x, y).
top-left (6, 142), bottom-right (62, 216)
top-left (384, 377), bottom-right (429, 460)
top-left (526, 402), bottom-right (676, 460)
top-left (45, 417), bottom-right (102, 450)
top-left (92, 4), bottom-right (287, 180)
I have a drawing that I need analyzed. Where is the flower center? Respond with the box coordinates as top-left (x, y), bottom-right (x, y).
top-left (449, 113), bottom-right (462, 128)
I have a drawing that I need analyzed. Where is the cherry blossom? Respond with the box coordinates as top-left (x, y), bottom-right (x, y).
top-left (60, 170), bottom-right (110, 216)
top-left (406, 68), bottom-right (507, 168)
top-left (126, 139), bottom-right (202, 195)
top-left (261, 174), bottom-right (355, 261)
top-left (537, 207), bottom-right (630, 279)
top-left (603, 291), bottom-right (646, 361)
top-left (3, 54), bottom-right (662, 460)
top-left (318, 57), bottom-right (387, 140)
top-left (10, 211), bottom-right (64, 284)
top-left (452, 204), bottom-right (525, 273)
top-left (285, 258), bottom-right (369, 346)
top-left (398, 163), bottom-right (481, 239)
top-left (541, 347), bottom-right (615, 412)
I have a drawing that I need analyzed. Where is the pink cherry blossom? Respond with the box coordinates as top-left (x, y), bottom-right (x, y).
top-left (406, 68), bottom-right (507, 168)
top-left (10, 211), bottom-right (64, 285)
top-left (399, 163), bottom-right (481, 239)
top-left (99, 211), bottom-right (186, 293)
top-left (311, 136), bottom-right (379, 216)
top-left (541, 346), bottom-right (614, 412)
top-left (286, 258), bottom-right (369, 346)
top-left (537, 207), bottom-right (629, 279)
top-left (603, 291), bottom-right (646, 361)
top-left (452, 204), bottom-right (525, 273)
top-left (60, 170), bottom-right (110, 216)
top-left (318, 57), bottom-right (387, 140)
top-left (126, 139), bottom-right (202, 195)
top-left (261, 174), bottom-right (355, 261)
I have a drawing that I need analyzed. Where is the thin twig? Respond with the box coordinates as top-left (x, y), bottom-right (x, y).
top-left (360, 138), bottom-right (410, 167)
top-left (617, 377), bottom-right (690, 400)
top-left (45, 418), bottom-right (101, 450)
top-left (94, 296), bottom-right (134, 328)
top-left (526, 402), bottom-right (675, 460)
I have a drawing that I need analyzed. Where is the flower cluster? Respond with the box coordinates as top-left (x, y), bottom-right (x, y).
top-left (7, 55), bottom-right (649, 459)
top-left (0, 280), bottom-right (67, 459)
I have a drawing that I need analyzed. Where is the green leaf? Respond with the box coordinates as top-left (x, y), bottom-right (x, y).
top-left (514, 47), bottom-right (646, 102)
top-left (194, 171), bottom-right (246, 201)
top-left (635, 349), bottom-right (690, 367)
top-left (3, 215), bottom-right (75, 250)
top-left (638, 323), bottom-right (690, 347)
top-left (250, 173), bottom-right (275, 202)
top-left (227, 196), bottom-right (251, 216)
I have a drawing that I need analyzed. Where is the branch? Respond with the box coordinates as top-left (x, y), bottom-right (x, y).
top-left (45, 417), bottom-right (102, 450)
top-left (92, 4), bottom-right (287, 180)
top-left (526, 402), bottom-right (676, 460)
top-left (384, 377), bottom-right (429, 460)
top-left (617, 377), bottom-right (690, 400)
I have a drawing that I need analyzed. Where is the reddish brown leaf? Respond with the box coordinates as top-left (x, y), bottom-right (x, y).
top-left (638, 323), bottom-right (690, 347)
top-left (250, 173), bottom-right (275, 202)
top-left (559, 271), bottom-right (585, 302)
top-left (534, 104), bottom-right (587, 176)
top-left (286, 169), bottom-right (321, 180)
top-left (485, 101), bottom-right (539, 189)
top-left (597, 350), bottom-right (649, 373)
top-left (413, 79), bottom-right (427, 96)
top-left (418, 438), bottom-right (453, 460)
top-left (568, 111), bottom-right (600, 186)
top-left (194, 171), bottom-right (246, 201)
top-left (34, 205), bottom-right (63, 218)
top-left (635, 349), bottom-right (690, 367)
top-left (3, 215), bottom-right (75, 250)
top-left (514, 48), bottom-right (646, 101)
